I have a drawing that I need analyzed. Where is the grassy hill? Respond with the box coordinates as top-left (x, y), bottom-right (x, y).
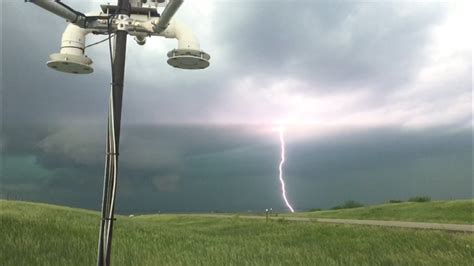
top-left (1, 200), bottom-right (473, 265)
top-left (289, 199), bottom-right (473, 224)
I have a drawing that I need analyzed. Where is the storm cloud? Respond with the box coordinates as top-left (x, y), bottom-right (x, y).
top-left (1, 0), bottom-right (472, 212)
top-left (1, 123), bottom-right (471, 212)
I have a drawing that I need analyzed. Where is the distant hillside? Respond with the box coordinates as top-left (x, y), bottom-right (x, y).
top-left (291, 199), bottom-right (474, 224)
top-left (1, 200), bottom-right (473, 265)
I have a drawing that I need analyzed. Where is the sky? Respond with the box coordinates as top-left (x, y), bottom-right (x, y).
top-left (1, 0), bottom-right (472, 213)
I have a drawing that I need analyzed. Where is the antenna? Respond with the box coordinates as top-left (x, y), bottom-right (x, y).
top-left (28, 1), bottom-right (210, 265)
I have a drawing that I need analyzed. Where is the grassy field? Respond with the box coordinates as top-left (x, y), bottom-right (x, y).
top-left (287, 199), bottom-right (474, 224)
top-left (1, 200), bottom-right (473, 265)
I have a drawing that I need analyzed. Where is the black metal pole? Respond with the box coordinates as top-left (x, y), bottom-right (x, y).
top-left (97, 1), bottom-right (130, 265)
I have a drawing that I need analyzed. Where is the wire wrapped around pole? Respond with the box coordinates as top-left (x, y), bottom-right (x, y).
top-left (97, 1), bottom-right (130, 265)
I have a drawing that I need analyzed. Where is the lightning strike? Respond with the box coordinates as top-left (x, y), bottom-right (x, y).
top-left (278, 128), bottom-right (295, 213)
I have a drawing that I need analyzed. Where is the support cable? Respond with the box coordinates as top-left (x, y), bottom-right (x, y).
top-left (85, 34), bottom-right (116, 49)
top-left (97, 1), bottom-right (130, 265)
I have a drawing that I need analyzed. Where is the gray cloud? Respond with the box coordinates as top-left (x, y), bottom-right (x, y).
top-left (1, 1), bottom-right (471, 213)
top-left (2, 1), bottom-right (468, 126)
top-left (213, 1), bottom-right (447, 91)
top-left (1, 123), bottom-right (471, 212)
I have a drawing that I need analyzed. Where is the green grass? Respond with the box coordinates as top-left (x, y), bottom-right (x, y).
top-left (1, 200), bottom-right (473, 265)
top-left (288, 200), bottom-right (474, 224)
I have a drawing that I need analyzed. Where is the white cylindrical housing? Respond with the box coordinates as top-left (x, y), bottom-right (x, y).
top-left (161, 19), bottom-right (200, 50)
top-left (47, 23), bottom-right (94, 74)
top-left (158, 19), bottom-right (210, 69)
top-left (60, 24), bottom-right (92, 56)
top-left (140, 16), bottom-right (210, 69)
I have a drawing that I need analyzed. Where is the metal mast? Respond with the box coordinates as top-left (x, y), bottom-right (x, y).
top-left (29, 1), bottom-right (210, 265)
top-left (97, 1), bottom-right (130, 265)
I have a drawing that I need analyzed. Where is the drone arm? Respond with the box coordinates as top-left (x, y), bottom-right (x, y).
top-left (27, 0), bottom-right (86, 27)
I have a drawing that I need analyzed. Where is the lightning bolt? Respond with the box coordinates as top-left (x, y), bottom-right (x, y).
top-left (278, 128), bottom-right (295, 213)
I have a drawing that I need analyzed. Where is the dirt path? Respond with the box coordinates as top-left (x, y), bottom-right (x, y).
top-left (185, 214), bottom-right (474, 232)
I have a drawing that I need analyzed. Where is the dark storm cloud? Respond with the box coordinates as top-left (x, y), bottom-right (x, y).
top-left (2, 123), bottom-right (471, 212)
top-left (28, 124), bottom-right (270, 172)
top-left (1, 1), bottom-right (471, 213)
top-left (1, 1), bottom-right (223, 125)
top-left (284, 127), bottom-right (472, 208)
top-left (1, 124), bottom-right (52, 155)
top-left (272, 128), bottom-right (472, 210)
top-left (288, 127), bottom-right (472, 175)
top-left (2, 123), bottom-right (278, 211)
top-left (2, 1), bottom-right (465, 126)
top-left (1, 1), bottom-right (118, 126)
top-left (214, 0), bottom-right (447, 91)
